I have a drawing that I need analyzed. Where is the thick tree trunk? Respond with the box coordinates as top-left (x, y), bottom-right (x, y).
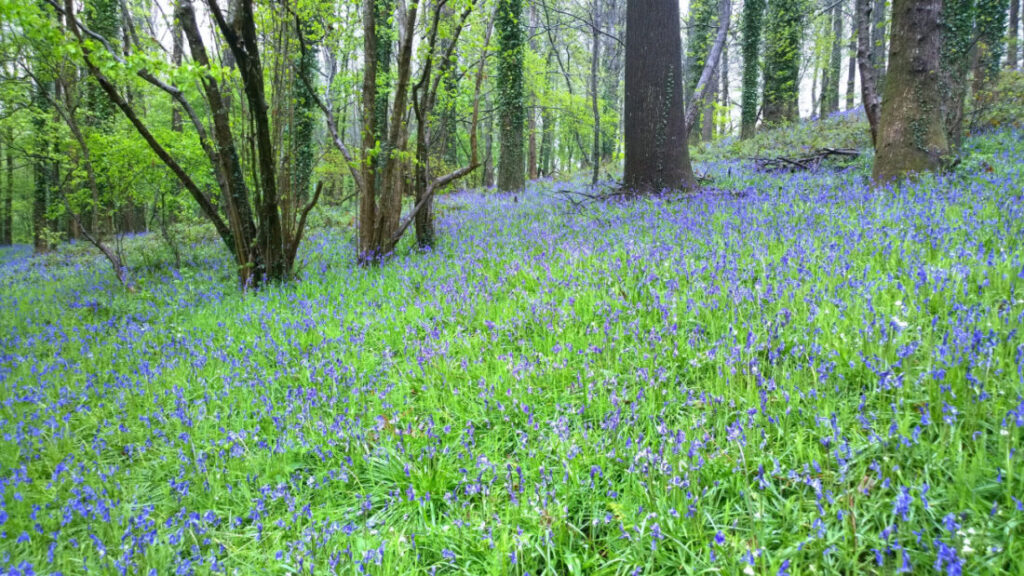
top-left (740, 0), bottom-right (765, 138)
top-left (856, 0), bottom-right (882, 146)
top-left (622, 0), bottom-right (696, 191)
top-left (497, 0), bottom-right (526, 192)
top-left (872, 0), bottom-right (949, 182)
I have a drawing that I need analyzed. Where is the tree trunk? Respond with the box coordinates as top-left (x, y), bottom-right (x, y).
top-left (763, 0), bottom-right (804, 124)
top-left (871, 0), bottom-right (887, 89)
top-left (940, 0), bottom-right (975, 151)
top-left (703, 58), bottom-right (718, 140)
top-left (1009, 0), bottom-right (1019, 69)
top-left (622, 0), bottom-right (696, 191)
top-left (972, 0), bottom-right (1009, 96)
top-left (740, 0), bottom-right (765, 138)
top-left (497, 0), bottom-right (526, 192)
top-left (872, 0), bottom-right (949, 182)
top-left (2, 129), bottom-right (11, 245)
top-left (846, 9), bottom-right (857, 111)
top-left (721, 38), bottom-right (730, 134)
top-left (821, 1), bottom-right (843, 116)
top-left (590, 0), bottom-right (601, 185)
top-left (32, 76), bottom-right (52, 254)
top-left (856, 0), bottom-right (882, 146)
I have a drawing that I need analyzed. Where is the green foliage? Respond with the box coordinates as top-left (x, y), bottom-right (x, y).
top-left (967, 69), bottom-right (1024, 133)
top-left (696, 108), bottom-right (872, 163)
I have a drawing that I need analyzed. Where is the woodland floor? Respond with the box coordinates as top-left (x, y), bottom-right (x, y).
top-left (1, 121), bottom-right (1024, 575)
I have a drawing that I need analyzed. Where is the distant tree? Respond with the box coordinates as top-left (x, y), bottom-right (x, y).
top-left (622, 0), bottom-right (696, 191)
top-left (496, 0), bottom-right (525, 192)
top-left (872, 0), bottom-right (949, 182)
top-left (762, 0), bottom-right (805, 124)
top-left (1, 129), bottom-right (11, 245)
top-left (740, 0), bottom-right (766, 138)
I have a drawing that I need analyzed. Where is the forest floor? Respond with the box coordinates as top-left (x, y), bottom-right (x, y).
top-left (1, 120), bottom-right (1024, 575)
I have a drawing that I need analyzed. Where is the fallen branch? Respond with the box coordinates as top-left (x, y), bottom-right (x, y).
top-left (752, 147), bottom-right (860, 173)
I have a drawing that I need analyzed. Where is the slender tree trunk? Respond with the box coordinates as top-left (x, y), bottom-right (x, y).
top-left (846, 9), bottom-right (857, 110)
top-left (856, 0), bottom-right (882, 146)
top-left (622, 0), bottom-right (696, 191)
top-left (871, 0), bottom-right (887, 89)
top-left (2, 129), bottom-right (11, 245)
top-left (872, 0), bottom-right (948, 182)
top-left (590, 0), bottom-right (601, 185)
top-left (703, 58), bottom-right (718, 140)
top-left (721, 38), bottom-right (730, 135)
top-left (822, 2), bottom-right (843, 115)
top-left (497, 0), bottom-right (526, 192)
top-left (740, 0), bottom-right (765, 138)
top-left (1009, 0), bottom-right (1019, 69)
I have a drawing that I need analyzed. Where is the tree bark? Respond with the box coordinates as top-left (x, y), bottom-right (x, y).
top-left (846, 8), bottom-right (856, 111)
top-left (590, 0), bottom-right (601, 185)
top-left (872, 0), bottom-right (949, 182)
top-left (856, 0), bottom-right (882, 146)
top-left (622, 0), bottom-right (696, 192)
top-left (871, 0), bottom-right (888, 89)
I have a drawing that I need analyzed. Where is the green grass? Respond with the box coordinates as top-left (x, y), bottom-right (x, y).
top-left (1, 125), bottom-right (1023, 575)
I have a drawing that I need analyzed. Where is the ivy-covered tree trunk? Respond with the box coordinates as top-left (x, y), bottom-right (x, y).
top-left (622, 0), bottom-right (696, 191)
top-left (940, 0), bottom-right (975, 150)
top-left (872, 0), bottom-right (949, 182)
top-left (763, 0), bottom-right (805, 124)
top-left (972, 0), bottom-right (1009, 95)
top-left (497, 0), bottom-right (525, 192)
top-left (740, 0), bottom-right (766, 138)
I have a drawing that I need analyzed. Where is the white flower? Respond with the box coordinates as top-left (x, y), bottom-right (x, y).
top-left (743, 565), bottom-right (755, 575)
top-left (891, 316), bottom-right (908, 330)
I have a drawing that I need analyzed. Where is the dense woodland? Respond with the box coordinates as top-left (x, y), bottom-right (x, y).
top-left (2, 1), bottom-right (1024, 575)
top-left (0, 0), bottom-right (1019, 287)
